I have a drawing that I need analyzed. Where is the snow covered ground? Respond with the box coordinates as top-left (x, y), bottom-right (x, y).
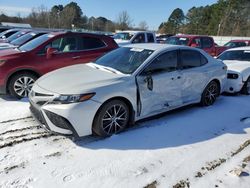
top-left (0, 94), bottom-right (249, 188)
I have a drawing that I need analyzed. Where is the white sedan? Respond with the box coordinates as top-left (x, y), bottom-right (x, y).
top-left (217, 46), bottom-right (250, 94)
top-left (29, 44), bottom-right (227, 138)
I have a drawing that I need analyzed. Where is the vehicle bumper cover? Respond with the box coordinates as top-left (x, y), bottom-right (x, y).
top-left (30, 98), bottom-right (102, 138)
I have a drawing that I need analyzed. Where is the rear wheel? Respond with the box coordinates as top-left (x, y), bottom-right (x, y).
top-left (241, 77), bottom-right (250, 95)
top-left (200, 81), bottom-right (220, 106)
top-left (93, 100), bottom-right (129, 137)
top-left (8, 73), bottom-right (37, 99)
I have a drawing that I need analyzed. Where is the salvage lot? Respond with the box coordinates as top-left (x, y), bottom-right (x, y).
top-left (0, 95), bottom-right (250, 188)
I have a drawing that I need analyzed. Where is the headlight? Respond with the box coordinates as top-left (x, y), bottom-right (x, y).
top-left (227, 73), bottom-right (239, 79)
top-left (0, 60), bottom-right (6, 65)
top-left (52, 93), bottom-right (96, 104)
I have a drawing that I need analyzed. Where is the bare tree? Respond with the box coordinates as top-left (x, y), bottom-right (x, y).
top-left (116, 11), bottom-right (132, 30)
top-left (138, 21), bottom-right (148, 30)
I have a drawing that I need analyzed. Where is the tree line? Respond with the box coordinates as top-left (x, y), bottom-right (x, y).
top-left (159, 0), bottom-right (250, 36)
top-left (0, 2), bottom-right (148, 32)
top-left (0, 0), bottom-right (249, 36)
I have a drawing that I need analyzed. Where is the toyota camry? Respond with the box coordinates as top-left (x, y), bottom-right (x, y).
top-left (29, 44), bottom-right (227, 138)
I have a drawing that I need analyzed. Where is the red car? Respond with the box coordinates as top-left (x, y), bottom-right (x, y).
top-left (224, 40), bottom-right (250, 48)
top-left (0, 31), bottom-right (118, 98)
top-left (166, 35), bottom-right (227, 57)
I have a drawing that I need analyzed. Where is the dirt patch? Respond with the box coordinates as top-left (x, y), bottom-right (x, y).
top-left (144, 180), bottom-right (157, 188)
top-left (0, 116), bottom-right (32, 124)
top-left (3, 162), bottom-right (26, 174)
top-left (45, 152), bottom-right (62, 158)
top-left (0, 126), bottom-right (40, 137)
top-left (173, 179), bottom-right (190, 188)
top-left (0, 133), bottom-right (53, 149)
top-left (231, 140), bottom-right (250, 157)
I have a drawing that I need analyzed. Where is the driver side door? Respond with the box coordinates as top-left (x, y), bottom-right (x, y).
top-left (136, 50), bottom-right (183, 118)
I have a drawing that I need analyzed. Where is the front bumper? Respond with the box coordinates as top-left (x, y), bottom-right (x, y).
top-left (29, 88), bottom-right (102, 138)
top-left (224, 78), bottom-right (244, 93)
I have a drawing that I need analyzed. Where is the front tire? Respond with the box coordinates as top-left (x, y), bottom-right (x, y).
top-left (8, 73), bottom-right (37, 99)
top-left (200, 81), bottom-right (220, 106)
top-left (241, 77), bottom-right (250, 95)
top-left (93, 100), bottom-right (130, 137)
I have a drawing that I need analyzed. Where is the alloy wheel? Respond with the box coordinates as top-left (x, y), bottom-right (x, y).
top-left (101, 104), bottom-right (128, 135)
top-left (13, 76), bottom-right (35, 97)
top-left (204, 82), bottom-right (218, 106)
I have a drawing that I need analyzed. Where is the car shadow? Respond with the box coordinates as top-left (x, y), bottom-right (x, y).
top-left (0, 94), bottom-right (29, 102)
top-left (76, 96), bottom-right (250, 150)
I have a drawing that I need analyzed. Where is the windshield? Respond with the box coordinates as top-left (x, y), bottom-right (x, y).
top-left (218, 50), bottom-right (250, 61)
top-left (19, 34), bottom-right (53, 52)
top-left (7, 31), bottom-right (28, 42)
top-left (94, 47), bottom-right (154, 74)
top-left (166, 37), bottom-right (190, 45)
top-left (113, 32), bottom-right (134, 40)
top-left (10, 32), bottom-right (36, 46)
top-left (224, 41), bottom-right (247, 48)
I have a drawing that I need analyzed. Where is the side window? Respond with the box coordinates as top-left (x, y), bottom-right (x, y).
top-left (79, 37), bottom-right (106, 50)
top-left (144, 51), bottom-right (177, 74)
top-left (147, 33), bottom-right (154, 43)
top-left (181, 50), bottom-right (207, 69)
top-left (191, 38), bottom-right (201, 48)
top-left (38, 37), bottom-right (63, 55)
top-left (202, 37), bottom-right (213, 48)
top-left (133, 33), bottom-right (145, 43)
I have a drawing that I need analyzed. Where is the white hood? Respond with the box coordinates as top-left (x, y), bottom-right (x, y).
top-left (36, 64), bottom-right (127, 94)
top-left (223, 60), bottom-right (250, 73)
top-left (114, 39), bottom-right (131, 46)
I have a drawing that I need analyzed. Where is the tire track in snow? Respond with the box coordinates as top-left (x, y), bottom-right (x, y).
top-left (0, 116), bottom-right (32, 124)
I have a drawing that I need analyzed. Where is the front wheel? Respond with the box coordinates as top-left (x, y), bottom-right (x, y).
top-left (200, 81), bottom-right (220, 106)
top-left (92, 100), bottom-right (130, 137)
top-left (8, 73), bottom-right (37, 99)
top-left (241, 77), bottom-right (250, 95)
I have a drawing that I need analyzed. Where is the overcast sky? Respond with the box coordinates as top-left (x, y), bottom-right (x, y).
top-left (0, 0), bottom-right (218, 30)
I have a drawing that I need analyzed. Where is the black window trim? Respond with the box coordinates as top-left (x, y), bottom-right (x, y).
top-left (137, 49), bottom-right (180, 76)
top-left (36, 35), bottom-right (108, 56)
top-left (179, 49), bottom-right (208, 70)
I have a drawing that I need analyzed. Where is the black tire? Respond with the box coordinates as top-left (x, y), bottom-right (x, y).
top-left (241, 77), bottom-right (250, 95)
top-left (200, 81), bottom-right (220, 106)
top-left (93, 99), bottom-right (130, 137)
top-left (8, 72), bottom-right (38, 99)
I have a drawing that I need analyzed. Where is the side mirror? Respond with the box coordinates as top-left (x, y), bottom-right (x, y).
top-left (46, 47), bottom-right (58, 59)
top-left (140, 71), bottom-right (153, 91)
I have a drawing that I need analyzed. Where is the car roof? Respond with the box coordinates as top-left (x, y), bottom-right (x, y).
top-left (229, 40), bottom-right (250, 42)
top-left (173, 34), bottom-right (211, 38)
top-left (116, 30), bottom-right (154, 34)
top-left (226, 46), bottom-right (250, 51)
top-left (124, 43), bottom-right (196, 52)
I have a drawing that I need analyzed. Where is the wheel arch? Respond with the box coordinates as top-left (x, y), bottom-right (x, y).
top-left (6, 69), bottom-right (41, 93)
top-left (92, 96), bottom-right (135, 133)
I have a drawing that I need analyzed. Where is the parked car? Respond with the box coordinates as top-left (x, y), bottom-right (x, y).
top-left (0, 31), bottom-right (118, 98)
top-left (223, 40), bottom-right (250, 48)
top-left (165, 35), bottom-right (227, 56)
top-left (0, 31), bottom-right (47, 50)
top-left (217, 46), bottom-right (250, 94)
top-left (29, 44), bottom-right (227, 138)
top-left (1, 29), bottom-right (31, 43)
top-left (0, 29), bottom-right (21, 41)
top-left (156, 34), bottom-right (173, 43)
top-left (0, 27), bottom-right (13, 34)
top-left (114, 30), bottom-right (157, 46)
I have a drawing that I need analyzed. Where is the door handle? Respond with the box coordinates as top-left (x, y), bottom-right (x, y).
top-left (177, 76), bottom-right (181, 79)
top-left (72, 56), bottom-right (81, 59)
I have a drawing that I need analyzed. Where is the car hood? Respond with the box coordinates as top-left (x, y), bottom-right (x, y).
top-left (36, 63), bottom-right (128, 94)
top-left (0, 42), bottom-right (12, 48)
top-left (223, 60), bottom-right (250, 72)
top-left (0, 48), bottom-right (22, 57)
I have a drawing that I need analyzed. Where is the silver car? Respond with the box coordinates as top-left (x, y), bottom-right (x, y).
top-left (29, 44), bottom-right (227, 138)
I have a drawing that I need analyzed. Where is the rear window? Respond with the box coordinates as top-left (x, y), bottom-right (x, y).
top-left (79, 37), bottom-right (106, 50)
top-left (181, 50), bottom-right (207, 69)
top-left (166, 37), bottom-right (190, 45)
top-left (202, 37), bottom-right (213, 48)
